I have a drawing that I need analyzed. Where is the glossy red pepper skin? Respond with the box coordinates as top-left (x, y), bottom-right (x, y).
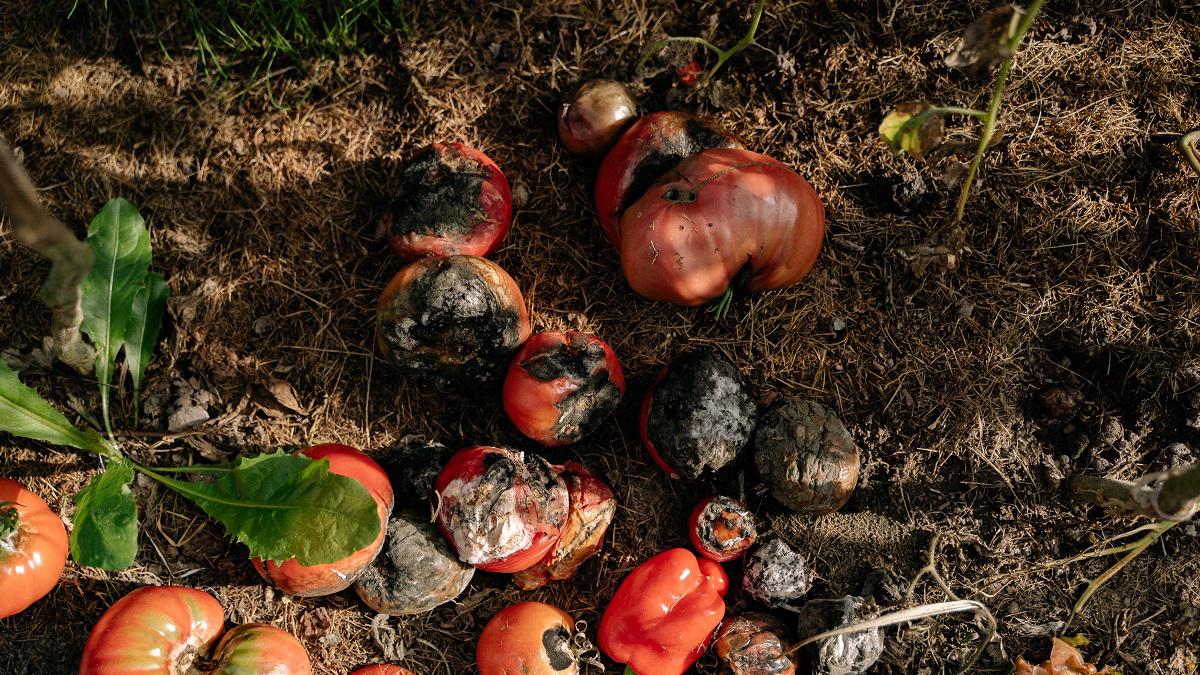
top-left (598, 548), bottom-right (727, 675)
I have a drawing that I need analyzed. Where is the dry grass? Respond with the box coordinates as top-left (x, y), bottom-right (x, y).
top-left (1, 0), bottom-right (1199, 673)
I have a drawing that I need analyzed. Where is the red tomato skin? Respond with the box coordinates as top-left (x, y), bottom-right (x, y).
top-left (619, 147), bottom-right (825, 306)
top-left (79, 586), bottom-right (225, 674)
top-left (0, 478), bottom-right (67, 619)
top-left (350, 667), bottom-right (416, 675)
top-left (253, 444), bottom-right (394, 596)
top-left (503, 331), bottom-right (626, 446)
top-left (636, 369), bottom-right (682, 478)
top-left (594, 112), bottom-right (742, 248)
top-left (209, 623), bottom-right (312, 675)
top-left (477, 602), bottom-right (578, 675)
top-left (385, 142), bottom-right (512, 260)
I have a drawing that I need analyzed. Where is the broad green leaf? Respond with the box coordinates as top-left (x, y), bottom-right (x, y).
top-left (70, 456), bottom-right (138, 570)
top-left (146, 452), bottom-right (381, 565)
top-left (0, 361), bottom-right (104, 452)
top-left (123, 272), bottom-right (169, 409)
top-left (80, 198), bottom-right (152, 432)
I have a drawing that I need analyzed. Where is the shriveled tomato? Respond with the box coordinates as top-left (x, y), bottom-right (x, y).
top-left (434, 446), bottom-right (568, 573)
top-left (477, 602), bottom-right (579, 675)
top-left (619, 147), bottom-right (825, 306)
top-left (384, 142), bottom-right (512, 260)
top-left (594, 111), bottom-right (742, 247)
top-left (0, 478), bottom-right (67, 619)
top-left (377, 255), bottom-right (532, 393)
top-left (503, 330), bottom-right (625, 446)
top-left (689, 496), bottom-right (757, 562)
top-left (254, 444), bottom-right (394, 596)
top-left (208, 623), bottom-right (312, 675)
top-left (558, 79), bottom-right (639, 161)
top-left (350, 666), bottom-right (416, 675)
top-left (79, 586), bottom-right (226, 673)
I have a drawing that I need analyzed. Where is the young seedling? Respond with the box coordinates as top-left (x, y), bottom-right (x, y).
top-left (638, 0), bottom-right (768, 88)
top-left (879, 1), bottom-right (1045, 223)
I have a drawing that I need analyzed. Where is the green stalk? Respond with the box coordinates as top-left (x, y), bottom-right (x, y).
top-left (638, 0), bottom-right (768, 83)
top-left (1072, 519), bottom-right (1179, 614)
top-left (1180, 130), bottom-right (1200, 177)
top-left (0, 502), bottom-right (19, 552)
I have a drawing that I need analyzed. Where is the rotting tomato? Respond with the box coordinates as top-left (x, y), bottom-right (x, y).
top-left (0, 478), bottom-right (67, 619)
top-left (619, 147), bottom-right (825, 307)
top-left (558, 79), bottom-right (639, 161)
top-left (689, 495), bottom-right (757, 562)
top-left (477, 602), bottom-right (580, 675)
top-left (434, 446), bottom-right (569, 573)
top-left (594, 111), bottom-right (743, 247)
top-left (377, 255), bottom-right (532, 393)
top-left (354, 509), bottom-right (475, 615)
top-left (503, 331), bottom-right (625, 446)
top-left (254, 444), bottom-right (394, 597)
top-left (350, 667), bottom-right (417, 675)
top-left (79, 586), bottom-right (225, 673)
top-left (753, 399), bottom-right (860, 515)
top-left (384, 142), bottom-right (512, 261)
top-left (713, 613), bottom-right (796, 675)
top-left (206, 623), bottom-right (312, 675)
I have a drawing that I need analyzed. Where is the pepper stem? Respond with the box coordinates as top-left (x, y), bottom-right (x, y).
top-left (622, 667), bottom-right (639, 675)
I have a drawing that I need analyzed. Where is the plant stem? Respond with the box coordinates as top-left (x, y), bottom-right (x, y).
top-left (1072, 519), bottom-right (1178, 614)
top-left (953, 0), bottom-right (1045, 223)
top-left (0, 502), bottom-right (18, 546)
top-left (1071, 461), bottom-right (1200, 520)
top-left (1180, 130), bottom-right (1200, 177)
top-left (931, 106), bottom-right (988, 119)
top-left (638, 0), bottom-right (768, 83)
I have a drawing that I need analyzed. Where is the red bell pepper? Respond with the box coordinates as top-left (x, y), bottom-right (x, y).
top-left (598, 548), bottom-right (728, 675)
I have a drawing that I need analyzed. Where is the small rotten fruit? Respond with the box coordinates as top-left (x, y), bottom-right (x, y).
top-left (595, 111), bottom-right (743, 247)
top-left (796, 596), bottom-right (883, 675)
top-left (354, 509), bottom-right (475, 615)
top-left (0, 478), bottom-right (67, 619)
top-left (254, 444), bottom-right (394, 597)
top-left (754, 399), bottom-right (860, 514)
top-left (713, 613), bottom-right (796, 675)
top-left (503, 330), bottom-right (625, 446)
top-left (742, 539), bottom-right (813, 608)
top-left (477, 601), bottom-right (580, 675)
top-left (381, 436), bottom-right (453, 504)
top-left (1015, 637), bottom-right (1109, 675)
top-left (377, 255), bottom-right (532, 393)
top-left (384, 142), bottom-right (512, 260)
top-left (513, 461), bottom-right (616, 590)
top-left (640, 350), bottom-right (757, 479)
top-left (434, 446), bottom-right (569, 573)
top-left (689, 495), bottom-right (757, 562)
top-left (558, 79), bottom-right (639, 161)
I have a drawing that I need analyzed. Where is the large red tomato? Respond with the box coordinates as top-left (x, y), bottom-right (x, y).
top-left (619, 147), bottom-right (825, 306)
top-left (384, 142), bottom-right (512, 260)
top-left (254, 444), bottom-right (394, 596)
top-left (477, 602), bottom-right (579, 675)
top-left (207, 623), bottom-right (312, 675)
top-left (502, 330), bottom-right (625, 446)
top-left (594, 111), bottom-right (742, 247)
top-left (0, 478), bottom-right (67, 619)
top-left (434, 446), bottom-right (568, 573)
top-left (79, 586), bottom-right (225, 673)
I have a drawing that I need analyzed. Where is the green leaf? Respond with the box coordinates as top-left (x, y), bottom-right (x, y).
top-left (70, 456), bottom-right (138, 570)
top-left (123, 272), bottom-right (169, 411)
top-left (80, 198), bottom-right (152, 433)
top-left (0, 361), bottom-right (105, 452)
top-left (143, 452), bottom-right (381, 565)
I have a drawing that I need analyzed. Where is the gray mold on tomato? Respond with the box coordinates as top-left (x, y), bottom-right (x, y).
top-left (796, 596), bottom-right (884, 675)
top-left (646, 350), bottom-right (756, 479)
top-left (754, 399), bottom-right (860, 514)
top-left (354, 510), bottom-right (475, 616)
top-left (523, 334), bottom-right (622, 443)
top-left (742, 538), bottom-right (813, 608)
top-left (389, 145), bottom-right (490, 238)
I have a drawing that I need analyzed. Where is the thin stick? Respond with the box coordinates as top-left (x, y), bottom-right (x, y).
top-left (0, 137), bottom-right (95, 373)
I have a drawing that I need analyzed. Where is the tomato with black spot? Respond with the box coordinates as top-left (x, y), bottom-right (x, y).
top-left (477, 601), bottom-right (580, 675)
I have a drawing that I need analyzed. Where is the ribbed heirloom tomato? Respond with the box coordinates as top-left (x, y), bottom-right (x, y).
top-left (619, 147), bottom-right (825, 306)
top-left (477, 602), bottom-right (580, 675)
top-left (207, 623), bottom-right (311, 675)
top-left (254, 444), bottom-right (394, 596)
top-left (0, 478), bottom-right (67, 619)
top-left (79, 586), bottom-right (224, 674)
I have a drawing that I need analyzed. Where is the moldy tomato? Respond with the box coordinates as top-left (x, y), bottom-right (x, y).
top-left (503, 331), bottom-right (625, 446)
top-left (558, 79), bottom-right (639, 161)
top-left (619, 147), bottom-right (825, 306)
top-left (434, 446), bottom-right (568, 573)
top-left (477, 602), bottom-right (580, 675)
top-left (354, 510), bottom-right (475, 615)
top-left (0, 478), bottom-right (67, 619)
top-left (384, 142), bottom-right (512, 260)
top-left (594, 111), bottom-right (742, 247)
top-left (753, 399), bottom-right (860, 514)
top-left (689, 495), bottom-right (757, 562)
top-left (254, 444), bottom-right (393, 597)
top-left (377, 255), bottom-right (531, 393)
top-left (713, 613), bottom-right (796, 675)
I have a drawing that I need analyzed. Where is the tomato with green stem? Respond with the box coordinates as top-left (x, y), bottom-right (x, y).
top-left (477, 602), bottom-right (581, 675)
top-left (0, 478), bottom-right (68, 619)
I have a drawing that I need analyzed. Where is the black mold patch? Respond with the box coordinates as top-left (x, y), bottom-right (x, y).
top-left (381, 437), bottom-right (452, 504)
top-left (542, 625), bottom-right (574, 671)
top-left (522, 335), bottom-right (622, 443)
top-left (389, 145), bottom-right (490, 238)
top-left (354, 511), bottom-right (474, 615)
top-left (619, 116), bottom-right (740, 215)
top-left (647, 350), bottom-right (756, 479)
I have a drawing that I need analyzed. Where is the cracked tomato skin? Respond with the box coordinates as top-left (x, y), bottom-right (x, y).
top-left (208, 623), bottom-right (312, 675)
top-left (477, 602), bottom-right (579, 675)
top-left (253, 444), bottom-right (394, 597)
top-left (79, 586), bottom-right (225, 674)
top-left (0, 478), bottom-right (67, 619)
top-left (503, 331), bottom-right (625, 446)
top-left (594, 111), bottom-right (742, 248)
top-left (385, 142), bottom-right (512, 261)
top-left (350, 667), bottom-right (416, 675)
top-left (619, 147), bottom-right (825, 306)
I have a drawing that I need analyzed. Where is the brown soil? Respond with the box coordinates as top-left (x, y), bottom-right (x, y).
top-left (2, 1), bottom-right (1199, 673)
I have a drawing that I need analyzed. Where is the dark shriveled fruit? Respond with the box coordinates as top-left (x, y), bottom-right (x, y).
top-left (796, 596), bottom-right (883, 675)
top-left (354, 510), bottom-right (474, 615)
top-left (689, 496), bottom-right (757, 562)
top-left (754, 399), bottom-right (860, 514)
top-left (714, 613), bottom-right (796, 675)
top-left (640, 350), bottom-right (757, 479)
top-left (742, 539), bottom-right (813, 608)
top-left (377, 255), bottom-right (531, 393)
top-left (558, 79), bottom-right (638, 161)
